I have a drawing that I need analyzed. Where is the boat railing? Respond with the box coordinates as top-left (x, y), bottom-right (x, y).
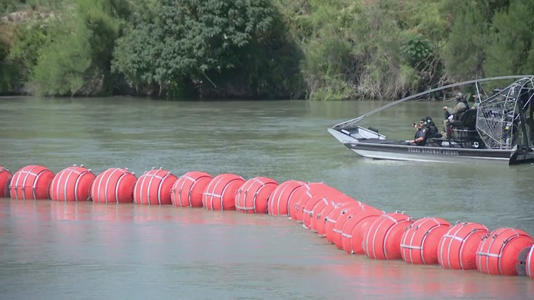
top-left (476, 76), bottom-right (534, 150)
top-left (333, 75), bottom-right (534, 131)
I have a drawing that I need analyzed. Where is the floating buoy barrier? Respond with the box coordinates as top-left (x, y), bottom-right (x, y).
top-left (302, 186), bottom-right (351, 230)
top-left (171, 171), bottom-right (212, 207)
top-left (134, 169), bottom-right (177, 205)
top-left (526, 245), bottom-right (534, 279)
top-left (287, 183), bottom-right (312, 220)
top-left (91, 168), bottom-right (137, 204)
top-left (49, 165), bottom-right (95, 202)
top-left (0, 166), bottom-right (11, 197)
top-left (325, 201), bottom-right (362, 243)
top-left (9, 165), bottom-right (54, 200)
top-left (363, 212), bottom-right (413, 260)
top-left (2, 162), bottom-right (534, 280)
top-left (330, 203), bottom-right (367, 248)
top-left (303, 195), bottom-right (335, 230)
top-left (202, 173), bottom-right (244, 211)
top-left (476, 228), bottom-right (534, 275)
top-left (314, 200), bottom-right (340, 236)
top-left (437, 222), bottom-right (489, 270)
top-left (400, 217), bottom-right (450, 264)
top-left (309, 197), bottom-right (331, 232)
top-left (268, 180), bottom-right (306, 216)
top-left (288, 182), bottom-right (319, 221)
top-left (341, 208), bottom-right (383, 254)
top-left (300, 184), bottom-right (344, 227)
top-left (288, 182), bottom-right (343, 221)
top-left (235, 176), bottom-right (278, 214)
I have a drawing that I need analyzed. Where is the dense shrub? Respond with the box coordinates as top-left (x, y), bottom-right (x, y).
top-left (31, 0), bottom-right (129, 96)
top-left (112, 0), bottom-right (301, 99)
top-left (1, 0), bottom-right (534, 99)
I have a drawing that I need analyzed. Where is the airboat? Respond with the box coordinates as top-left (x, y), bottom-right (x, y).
top-left (328, 75), bottom-right (534, 164)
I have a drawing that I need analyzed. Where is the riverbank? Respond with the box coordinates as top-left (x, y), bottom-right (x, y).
top-left (2, 1), bottom-right (534, 100)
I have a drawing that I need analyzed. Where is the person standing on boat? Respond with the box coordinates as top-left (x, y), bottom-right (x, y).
top-left (442, 92), bottom-right (468, 138)
top-left (409, 121), bottom-right (428, 146)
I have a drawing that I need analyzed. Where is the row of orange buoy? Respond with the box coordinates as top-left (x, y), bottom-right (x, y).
top-left (1, 164), bottom-right (533, 279)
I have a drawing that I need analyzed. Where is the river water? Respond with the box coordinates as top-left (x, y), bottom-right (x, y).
top-left (0, 96), bottom-right (533, 298)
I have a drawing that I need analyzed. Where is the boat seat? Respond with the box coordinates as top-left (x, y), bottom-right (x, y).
top-left (450, 108), bottom-right (477, 130)
top-left (447, 108), bottom-right (479, 147)
top-left (425, 138), bottom-right (444, 147)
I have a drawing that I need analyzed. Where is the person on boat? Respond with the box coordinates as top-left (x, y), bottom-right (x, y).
top-left (423, 116), bottom-right (440, 138)
top-left (409, 120), bottom-right (428, 146)
top-left (442, 92), bottom-right (468, 138)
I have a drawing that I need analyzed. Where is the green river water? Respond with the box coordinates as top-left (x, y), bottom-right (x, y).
top-left (0, 96), bottom-right (532, 299)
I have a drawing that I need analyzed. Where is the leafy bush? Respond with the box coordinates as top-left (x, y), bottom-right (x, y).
top-left (0, 23), bottom-right (23, 94)
top-left (3, 0), bottom-right (534, 99)
top-left (31, 0), bottom-right (128, 96)
top-left (485, 0), bottom-right (534, 76)
top-left (113, 0), bottom-right (300, 99)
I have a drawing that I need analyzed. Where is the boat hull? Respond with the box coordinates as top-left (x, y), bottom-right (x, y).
top-left (328, 128), bottom-right (534, 164)
top-left (345, 141), bottom-right (512, 163)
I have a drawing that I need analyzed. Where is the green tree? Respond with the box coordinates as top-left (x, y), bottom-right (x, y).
top-left (485, 0), bottom-right (534, 76)
top-left (1, 0), bottom-right (66, 15)
top-left (32, 0), bottom-right (129, 96)
top-left (113, 0), bottom-right (299, 98)
top-left (292, 0), bottom-right (427, 100)
top-left (440, 1), bottom-right (489, 81)
top-left (8, 22), bottom-right (49, 84)
top-left (0, 22), bottom-right (24, 94)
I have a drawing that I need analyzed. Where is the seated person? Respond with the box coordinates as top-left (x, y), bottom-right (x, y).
top-left (423, 116), bottom-right (441, 138)
top-left (408, 120), bottom-right (428, 146)
top-left (442, 92), bottom-right (468, 138)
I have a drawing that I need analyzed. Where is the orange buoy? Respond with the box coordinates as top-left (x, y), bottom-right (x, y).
top-left (49, 166), bottom-right (95, 201)
top-left (314, 196), bottom-right (355, 236)
top-left (0, 166), bottom-right (12, 197)
top-left (133, 169), bottom-right (177, 205)
top-left (330, 205), bottom-right (366, 247)
top-left (235, 176), bottom-right (278, 214)
top-left (91, 168), bottom-right (137, 204)
top-left (363, 212), bottom-right (413, 260)
top-left (349, 214), bottom-right (382, 255)
top-left (400, 217), bottom-right (450, 264)
top-left (289, 182), bottom-right (314, 221)
top-left (9, 165), bottom-right (54, 200)
top-left (171, 171), bottom-right (212, 207)
top-left (302, 185), bottom-right (351, 229)
top-left (268, 180), bottom-right (306, 216)
top-left (202, 173), bottom-right (244, 211)
top-left (476, 227), bottom-right (534, 275)
top-left (310, 197), bottom-right (331, 232)
top-left (287, 183), bottom-right (311, 220)
top-left (437, 222), bottom-right (488, 270)
top-left (341, 208), bottom-right (383, 254)
top-left (287, 182), bottom-right (338, 221)
top-left (325, 201), bottom-right (363, 243)
top-left (526, 245), bottom-right (534, 279)
top-left (313, 199), bottom-right (337, 236)
top-left (302, 194), bottom-right (327, 229)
